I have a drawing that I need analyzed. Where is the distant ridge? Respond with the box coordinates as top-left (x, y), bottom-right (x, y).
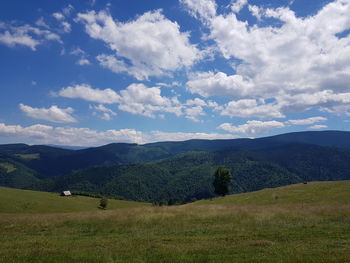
top-left (1, 130), bottom-right (350, 203)
top-left (46, 145), bottom-right (87, 150)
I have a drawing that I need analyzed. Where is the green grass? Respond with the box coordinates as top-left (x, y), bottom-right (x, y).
top-left (0, 181), bottom-right (349, 263)
top-left (14, 153), bottom-right (40, 160)
top-left (194, 181), bottom-right (350, 206)
top-left (0, 162), bottom-right (17, 172)
top-left (0, 187), bottom-right (150, 213)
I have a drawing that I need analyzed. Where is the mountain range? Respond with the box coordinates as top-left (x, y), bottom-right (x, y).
top-left (1, 130), bottom-right (350, 203)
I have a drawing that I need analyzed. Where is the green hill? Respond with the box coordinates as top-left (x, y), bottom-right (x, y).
top-left (1, 131), bottom-right (350, 205)
top-left (0, 186), bottom-right (150, 213)
top-left (194, 181), bottom-right (350, 206)
top-left (0, 181), bottom-right (349, 263)
top-left (50, 144), bottom-right (350, 203)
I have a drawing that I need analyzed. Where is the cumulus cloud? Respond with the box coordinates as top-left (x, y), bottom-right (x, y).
top-left (231, 0), bottom-right (248, 13)
top-left (118, 83), bottom-right (182, 118)
top-left (218, 120), bottom-right (285, 135)
top-left (52, 13), bottom-right (65, 20)
top-left (0, 122), bottom-right (234, 146)
top-left (220, 99), bottom-right (284, 119)
top-left (183, 0), bottom-right (350, 118)
top-left (77, 58), bottom-right (90, 65)
top-left (52, 5), bottom-right (74, 33)
top-left (185, 106), bottom-right (205, 122)
top-left (57, 84), bottom-right (120, 104)
top-left (90, 104), bottom-right (117, 121)
top-left (180, 0), bottom-right (217, 22)
top-left (56, 83), bottom-right (216, 121)
top-left (286, 116), bottom-right (327, 125)
top-left (149, 130), bottom-right (234, 142)
top-left (185, 98), bottom-right (208, 107)
top-left (308, 124), bottom-right (328, 130)
top-left (77, 9), bottom-right (200, 80)
top-left (70, 47), bottom-right (90, 65)
top-left (19, 104), bottom-right (76, 123)
top-left (61, 21), bottom-right (71, 33)
top-left (186, 71), bottom-right (254, 98)
top-left (0, 22), bottom-right (61, 50)
top-left (35, 17), bottom-right (49, 28)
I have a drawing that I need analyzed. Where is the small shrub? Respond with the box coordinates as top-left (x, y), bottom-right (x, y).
top-left (272, 193), bottom-right (279, 200)
top-left (99, 198), bottom-right (108, 209)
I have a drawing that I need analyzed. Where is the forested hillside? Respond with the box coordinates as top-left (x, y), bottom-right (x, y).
top-left (1, 131), bottom-right (350, 203)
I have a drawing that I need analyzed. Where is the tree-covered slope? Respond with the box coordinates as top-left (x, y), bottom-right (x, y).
top-left (1, 131), bottom-right (350, 203)
top-left (49, 142), bottom-right (350, 203)
top-left (1, 130), bottom-right (350, 180)
top-left (50, 150), bottom-right (300, 203)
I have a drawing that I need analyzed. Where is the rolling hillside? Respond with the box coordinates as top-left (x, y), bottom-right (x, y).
top-left (0, 186), bottom-right (150, 213)
top-left (0, 181), bottom-right (349, 263)
top-left (1, 130), bottom-right (350, 179)
top-left (194, 181), bottom-right (350, 206)
top-left (1, 130), bottom-right (350, 204)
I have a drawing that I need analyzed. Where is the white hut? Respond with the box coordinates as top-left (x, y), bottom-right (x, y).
top-left (61, 190), bottom-right (72, 196)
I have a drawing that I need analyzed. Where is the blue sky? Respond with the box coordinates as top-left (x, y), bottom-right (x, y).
top-left (0, 0), bottom-right (349, 146)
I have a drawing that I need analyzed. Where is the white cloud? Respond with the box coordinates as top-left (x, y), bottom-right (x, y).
top-left (62, 4), bottom-right (74, 16)
top-left (185, 106), bottom-right (205, 122)
top-left (183, 0), bottom-right (350, 118)
top-left (52, 6), bottom-right (73, 33)
top-left (221, 99), bottom-right (284, 119)
top-left (19, 104), bottom-right (76, 123)
top-left (218, 120), bottom-right (285, 135)
top-left (57, 82), bottom-right (217, 122)
top-left (278, 90), bottom-right (350, 115)
top-left (77, 9), bottom-right (200, 80)
top-left (0, 23), bottom-right (61, 50)
top-left (231, 0), bottom-right (248, 13)
top-left (57, 84), bottom-right (120, 104)
top-left (0, 122), bottom-right (234, 146)
top-left (35, 17), bottom-right (49, 28)
top-left (156, 81), bottom-right (181, 88)
top-left (0, 123), bottom-right (145, 146)
top-left (286, 116), bottom-right (327, 125)
top-left (77, 58), bottom-right (90, 65)
top-left (118, 83), bottom-right (182, 118)
top-left (70, 47), bottom-right (85, 56)
top-left (185, 98), bottom-right (208, 107)
top-left (61, 21), bottom-right (71, 33)
top-left (180, 0), bottom-right (217, 22)
top-left (70, 47), bottom-right (90, 65)
top-left (90, 104), bottom-right (117, 121)
top-left (186, 71), bottom-right (254, 98)
top-left (248, 5), bottom-right (263, 20)
top-left (52, 12), bottom-right (65, 20)
top-left (149, 130), bottom-right (234, 142)
top-left (308, 124), bottom-right (328, 130)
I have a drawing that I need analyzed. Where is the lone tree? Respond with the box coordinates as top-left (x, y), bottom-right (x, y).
top-left (213, 167), bottom-right (232, 196)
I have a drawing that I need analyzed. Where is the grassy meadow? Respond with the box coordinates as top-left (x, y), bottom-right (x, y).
top-left (0, 182), bottom-right (349, 263)
top-left (0, 187), bottom-right (150, 213)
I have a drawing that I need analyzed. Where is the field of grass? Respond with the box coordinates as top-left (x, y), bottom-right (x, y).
top-left (0, 182), bottom-right (349, 263)
top-left (0, 187), bottom-right (150, 213)
top-left (0, 162), bottom-right (16, 172)
top-left (195, 181), bottom-right (350, 206)
top-left (14, 153), bottom-right (40, 160)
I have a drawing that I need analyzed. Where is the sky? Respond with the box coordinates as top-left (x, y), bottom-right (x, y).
top-left (0, 0), bottom-right (349, 146)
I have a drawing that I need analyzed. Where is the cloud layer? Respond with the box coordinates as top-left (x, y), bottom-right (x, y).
top-left (77, 9), bottom-right (200, 80)
top-left (19, 104), bottom-right (76, 123)
top-left (182, 0), bottom-right (350, 118)
top-left (0, 122), bottom-right (234, 146)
